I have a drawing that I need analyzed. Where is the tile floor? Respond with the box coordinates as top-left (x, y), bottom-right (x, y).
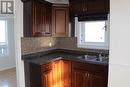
top-left (0, 68), bottom-right (17, 87)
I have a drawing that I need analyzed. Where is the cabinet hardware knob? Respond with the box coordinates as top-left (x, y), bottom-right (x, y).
top-left (85, 73), bottom-right (88, 77)
top-left (42, 32), bottom-right (45, 34)
top-left (88, 74), bottom-right (89, 77)
top-left (45, 33), bottom-right (50, 34)
top-left (85, 8), bottom-right (87, 11)
top-left (83, 8), bottom-right (85, 11)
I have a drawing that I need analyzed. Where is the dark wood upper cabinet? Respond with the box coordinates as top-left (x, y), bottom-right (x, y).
top-left (22, 0), bottom-right (52, 37)
top-left (22, 0), bottom-right (109, 37)
top-left (69, 0), bottom-right (110, 16)
top-left (52, 4), bottom-right (69, 37)
top-left (22, 0), bottom-right (69, 37)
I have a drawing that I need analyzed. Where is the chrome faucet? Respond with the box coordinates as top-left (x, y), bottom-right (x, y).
top-left (98, 52), bottom-right (103, 61)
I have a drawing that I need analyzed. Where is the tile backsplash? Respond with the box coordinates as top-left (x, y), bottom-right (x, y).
top-left (21, 37), bottom-right (58, 55)
top-left (57, 37), bottom-right (109, 54)
top-left (21, 37), bottom-right (109, 55)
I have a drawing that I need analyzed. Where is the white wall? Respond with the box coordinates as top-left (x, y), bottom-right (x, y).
top-left (14, 0), bottom-right (25, 87)
top-left (108, 0), bottom-right (130, 87)
top-left (0, 18), bottom-right (15, 71)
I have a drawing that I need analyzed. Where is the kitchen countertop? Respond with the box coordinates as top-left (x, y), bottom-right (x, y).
top-left (22, 49), bottom-right (108, 66)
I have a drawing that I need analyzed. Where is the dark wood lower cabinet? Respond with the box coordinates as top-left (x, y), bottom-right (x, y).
top-left (72, 62), bottom-right (108, 87)
top-left (41, 60), bottom-right (71, 87)
top-left (24, 59), bottom-right (108, 87)
top-left (89, 74), bottom-right (105, 87)
top-left (41, 63), bottom-right (53, 87)
top-left (42, 70), bottom-right (53, 87)
top-left (72, 69), bottom-right (89, 87)
top-left (24, 62), bottom-right (42, 87)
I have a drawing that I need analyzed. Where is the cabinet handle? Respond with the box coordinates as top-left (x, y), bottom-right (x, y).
top-left (83, 8), bottom-right (85, 11)
top-left (85, 8), bottom-right (87, 11)
top-left (83, 8), bottom-right (87, 12)
top-left (42, 31), bottom-right (50, 35)
top-left (85, 73), bottom-right (90, 77)
top-left (85, 73), bottom-right (88, 77)
top-left (45, 33), bottom-right (50, 34)
top-left (88, 74), bottom-right (89, 77)
top-left (42, 32), bottom-right (45, 34)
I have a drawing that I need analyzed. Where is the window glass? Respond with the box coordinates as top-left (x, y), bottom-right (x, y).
top-left (0, 20), bottom-right (8, 56)
top-left (0, 20), bottom-right (6, 44)
top-left (85, 21), bottom-right (105, 42)
top-left (77, 19), bottom-right (109, 49)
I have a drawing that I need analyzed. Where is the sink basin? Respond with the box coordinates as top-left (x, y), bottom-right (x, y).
top-left (87, 58), bottom-right (108, 62)
top-left (77, 55), bottom-right (108, 63)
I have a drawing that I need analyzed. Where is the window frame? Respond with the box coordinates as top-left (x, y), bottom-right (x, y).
top-left (77, 20), bottom-right (109, 50)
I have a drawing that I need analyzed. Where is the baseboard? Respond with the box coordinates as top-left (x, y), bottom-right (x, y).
top-left (0, 66), bottom-right (16, 71)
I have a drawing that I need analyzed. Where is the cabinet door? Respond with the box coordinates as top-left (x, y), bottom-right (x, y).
top-left (42, 60), bottom-right (71, 87)
top-left (72, 62), bottom-right (91, 87)
top-left (72, 62), bottom-right (108, 87)
top-left (69, 0), bottom-right (109, 16)
top-left (23, 0), bottom-right (32, 37)
top-left (69, 1), bottom-right (83, 16)
top-left (23, 0), bottom-right (52, 37)
top-left (44, 5), bottom-right (52, 36)
top-left (89, 73), bottom-right (106, 87)
top-left (41, 63), bottom-right (53, 87)
top-left (72, 69), bottom-right (89, 87)
top-left (42, 70), bottom-right (53, 87)
top-left (32, 1), bottom-right (52, 37)
top-left (104, 0), bottom-right (110, 13)
top-left (53, 60), bottom-right (71, 87)
top-left (87, 0), bottom-right (106, 14)
top-left (52, 5), bottom-right (69, 37)
top-left (32, 1), bottom-right (46, 36)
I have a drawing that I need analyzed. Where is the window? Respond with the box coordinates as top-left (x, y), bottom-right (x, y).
top-left (0, 20), bottom-right (8, 56)
top-left (84, 21), bottom-right (105, 42)
top-left (77, 20), bottom-right (109, 49)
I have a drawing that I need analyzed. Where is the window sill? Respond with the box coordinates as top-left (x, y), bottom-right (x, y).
top-left (77, 44), bottom-right (109, 50)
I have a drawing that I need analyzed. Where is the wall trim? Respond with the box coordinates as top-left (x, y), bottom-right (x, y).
top-left (0, 66), bottom-right (16, 71)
